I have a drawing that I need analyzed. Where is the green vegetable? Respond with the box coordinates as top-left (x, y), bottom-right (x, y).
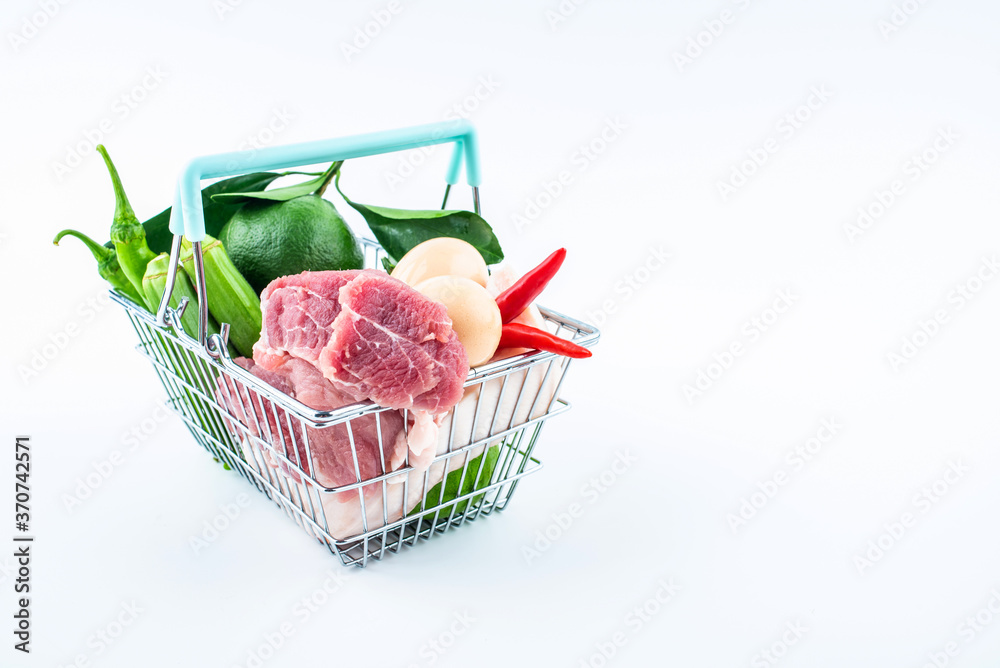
top-left (138, 172), bottom-right (296, 253)
top-left (99, 145), bottom-right (157, 300)
top-left (52, 228), bottom-right (145, 306)
top-left (210, 162), bottom-right (342, 205)
top-left (179, 235), bottom-right (262, 358)
top-left (334, 172), bottom-right (503, 265)
top-left (410, 446), bottom-right (500, 517)
top-left (142, 253), bottom-right (221, 341)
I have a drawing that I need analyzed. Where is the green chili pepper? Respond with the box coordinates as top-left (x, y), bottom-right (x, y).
top-left (52, 228), bottom-right (146, 306)
top-left (98, 144), bottom-right (156, 297)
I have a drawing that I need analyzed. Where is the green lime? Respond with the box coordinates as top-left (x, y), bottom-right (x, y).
top-left (220, 195), bottom-right (364, 293)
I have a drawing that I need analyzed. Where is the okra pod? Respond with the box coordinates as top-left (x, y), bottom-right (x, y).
top-left (179, 235), bottom-right (262, 358)
top-left (52, 228), bottom-right (146, 307)
top-left (98, 145), bottom-right (156, 298)
top-left (142, 253), bottom-right (221, 341)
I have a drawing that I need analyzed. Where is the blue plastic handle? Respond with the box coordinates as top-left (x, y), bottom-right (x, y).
top-left (170, 120), bottom-right (481, 242)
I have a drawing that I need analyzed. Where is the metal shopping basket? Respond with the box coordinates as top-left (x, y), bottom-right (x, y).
top-left (110, 121), bottom-right (599, 567)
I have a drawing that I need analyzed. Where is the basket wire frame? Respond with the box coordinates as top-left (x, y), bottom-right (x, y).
top-left (112, 239), bottom-right (598, 567)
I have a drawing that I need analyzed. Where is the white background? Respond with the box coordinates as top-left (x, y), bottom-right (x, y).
top-left (3, 0), bottom-right (1000, 666)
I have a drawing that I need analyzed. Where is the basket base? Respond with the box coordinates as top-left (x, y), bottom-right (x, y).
top-left (169, 397), bottom-right (549, 567)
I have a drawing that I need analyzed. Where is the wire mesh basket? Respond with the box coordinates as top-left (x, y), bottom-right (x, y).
top-left (115, 121), bottom-right (599, 566)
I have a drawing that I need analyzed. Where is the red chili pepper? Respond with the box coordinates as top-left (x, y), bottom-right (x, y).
top-left (499, 323), bottom-right (592, 359)
top-left (495, 248), bottom-right (567, 323)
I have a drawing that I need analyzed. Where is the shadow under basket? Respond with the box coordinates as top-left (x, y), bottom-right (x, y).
top-left (112, 239), bottom-right (599, 567)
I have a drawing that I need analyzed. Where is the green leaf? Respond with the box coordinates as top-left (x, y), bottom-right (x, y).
top-left (139, 172), bottom-right (288, 253)
top-left (335, 173), bottom-right (504, 265)
top-left (410, 446), bottom-right (500, 517)
top-left (380, 257), bottom-right (396, 273)
top-left (211, 162), bottom-right (342, 205)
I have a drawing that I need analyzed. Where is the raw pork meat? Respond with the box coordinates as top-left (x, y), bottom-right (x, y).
top-left (217, 355), bottom-right (407, 499)
top-left (254, 270), bottom-right (469, 470)
top-left (255, 270), bottom-right (362, 386)
top-left (319, 271), bottom-right (467, 414)
top-left (256, 269), bottom-right (467, 413)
